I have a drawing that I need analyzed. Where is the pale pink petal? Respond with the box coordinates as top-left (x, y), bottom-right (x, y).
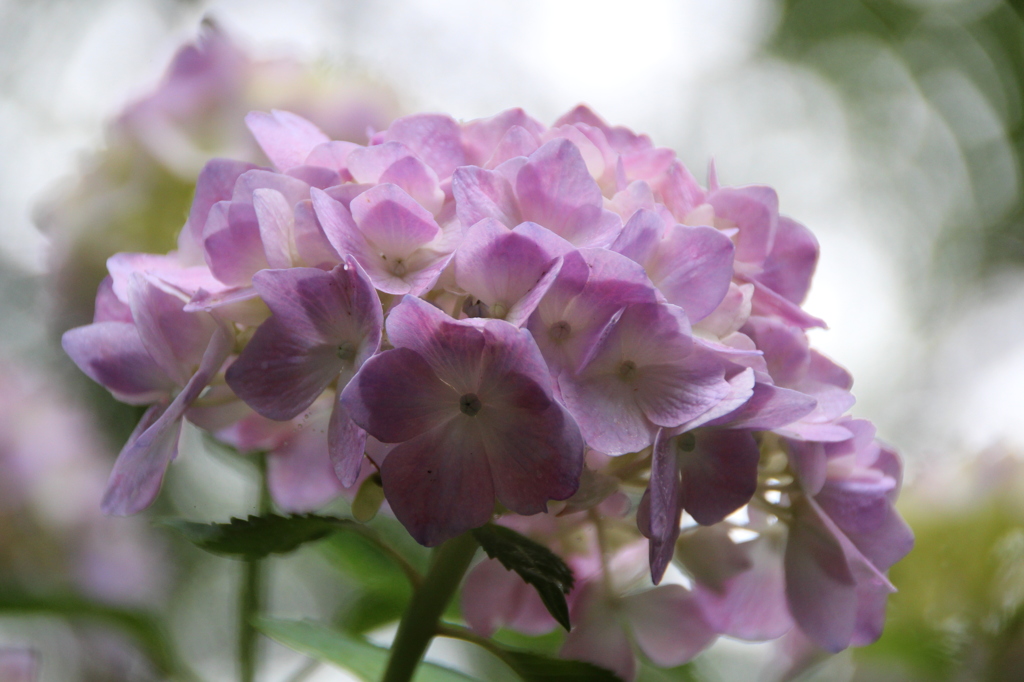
top-left (245, 109), bottom-right (330, 171)
top-left (647, 224), bottom-right (735, 322)
top-left (267, 408), bottom-right (345, 512)
top-left (657, 161), bottom-right (706, 220)
top-left (624, 585), bottom-right (717, 667)
top-left (253, 188), bottom-right (296, 269)
top-left (694, 533), bottom-right (795, 640)
top-left (377, 113), bottom-right (466, 179)
top-left (462, 108), bottom-right (546, 166)
top-left (561, 587), bottom-right (635, 681)
top-left (304, 140), bottom-right (361, 174)
top-left (452, 166), bottom-right (522, 229)
top-left (708, 186), bottom-right (778, 266)
top-left (760, 216), bottom-right (818, 305)
top-left (454, 218), bottom-right (563, 325)
top-left (463, 557), bottom-right (557, 637)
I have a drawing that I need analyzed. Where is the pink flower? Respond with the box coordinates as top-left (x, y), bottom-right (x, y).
top-left (225, 258), bottom-right (382, 486)
top-left (341, 296), bottom-right (584, 545)
top-left (62, 274), bottom-right (232, 514)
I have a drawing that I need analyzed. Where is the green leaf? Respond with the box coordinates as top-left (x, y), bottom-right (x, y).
top-left (320, 526), bottom-right (414, 633)
top-left (256, 618), bottom-right (479, 682)
top-left (500, 650), bottom-right (624, 682)
top-left (161, 514), bottom-right (356, 559)
top-left (471, 524), bottom-right (574, 631)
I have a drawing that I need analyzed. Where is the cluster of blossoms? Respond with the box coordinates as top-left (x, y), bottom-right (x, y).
top-left (63, 104), bottom-right (912, 678)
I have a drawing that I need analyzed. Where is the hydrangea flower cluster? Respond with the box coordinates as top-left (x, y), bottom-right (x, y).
top-left (62, 104), bottom-right (912, 678)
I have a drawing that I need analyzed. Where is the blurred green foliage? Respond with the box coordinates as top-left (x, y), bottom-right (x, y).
top-left (769, 0), bottom-right (1024, 293)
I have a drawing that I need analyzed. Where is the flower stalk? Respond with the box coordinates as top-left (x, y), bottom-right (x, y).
top-left (382, 532), bottom-right (479, 682)
top-left (239, 453), bottom-right (272, 682)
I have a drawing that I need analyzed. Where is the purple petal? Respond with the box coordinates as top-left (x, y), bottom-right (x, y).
top-left (245, 109), bottom-right (330, 171)
top-left (759, 216), bottom-right (818, 305)
top-left (185, 159), bottom-right (260, 247)
top-left (93, 275), bottom-right (133, 323)
top-left (713, 383), bottom-right (818, 430)
top-left (748, 279), bottom-right (827, 330)
top-left (610, 208), bottom-right (662, 264)
top-left (292, 199), bottom-right (341, 268)
top-left (102, 322), bottom-right (233, 515)
top-left (679, 430), bottom-right (759, 525)
top-left (203, 200), bottom-right (269, 286)
top-left (676, 524), bottom-right (753, 591)
top-left (128, 274), bottom-right (218, 385)
top-left (232, 169), bottom-right (311, 207)
top-left (62, 322), bottom-right (174, 404)
top-left (328, 399), bottom-right (368, 487)
top-left (228, 263), bottom-right (383, 420)
top-left (647, 429), bottom-right (683, 583)
top-left (380, 418), bottom-right (495, 546)
top-left (784, 496), bottom-right (857, 652)
top-left (482, 388), bottom-right (584, 514)
top-left (101, 403), bottom-right (181, 516)
top-left (341, 347), bottom-right (459, 443)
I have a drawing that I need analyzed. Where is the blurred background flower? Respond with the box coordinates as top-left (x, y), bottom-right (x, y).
top-left (2, 0), bottom-right (1023, 680)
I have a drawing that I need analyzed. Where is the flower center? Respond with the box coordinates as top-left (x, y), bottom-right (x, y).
top-left (617, 360), bottom-right (638, 381)
top-left (392, 259), bottom-right (407, 277)
top-left (337, 341), bottom-right (357, 362)
top-left (491, 302), bottom-right (508, 319)
top-left (549, 320), bottom-right (572, 342)
top-left (459, 393), bottom-right (482, 417)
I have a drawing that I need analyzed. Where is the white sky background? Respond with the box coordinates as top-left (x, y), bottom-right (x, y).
top-left (0, 0), bottom-right (1020, 476)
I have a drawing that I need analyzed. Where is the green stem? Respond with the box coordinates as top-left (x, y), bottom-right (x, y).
top-left (239, 453), bottom-right (272, 682)
top-left (381, 532), bottom-right (479, 682)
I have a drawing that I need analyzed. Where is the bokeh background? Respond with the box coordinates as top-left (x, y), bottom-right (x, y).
top-left (1, 0), bottom-right (1023, 680)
